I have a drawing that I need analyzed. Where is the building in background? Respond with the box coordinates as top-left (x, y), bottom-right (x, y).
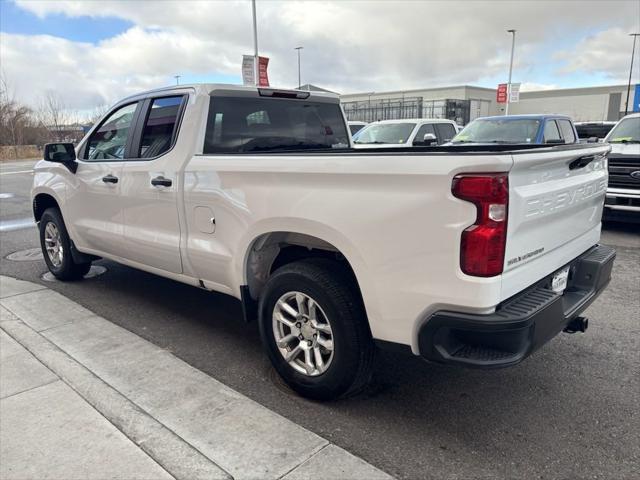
top-left (340, 84), bottom-right (639, 125)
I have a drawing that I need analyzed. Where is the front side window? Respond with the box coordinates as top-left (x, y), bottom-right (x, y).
top-left (203, 96), bottom-right (349, 153)
top-left (435, 123), bottom-right (456, 143)
top-left (86, 103), bottom-right (138, 161)
top-left (139, 96), bottom-right (184, 158)
top-left (354, 123), bottom-right (416, 145)
top-left (557, 120), bottom-right (576, 143)
top-left (414, 123), bottom-right (436, 141)
top-left (349, 123), bottom-right (365, 135)
top-left (543, 120), bottom-right (562, 143)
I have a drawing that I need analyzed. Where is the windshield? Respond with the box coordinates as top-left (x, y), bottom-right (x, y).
top-left (452, 118), bottom-right (541, 144)
top-left (606, 117), bottom-right (640, 143)
top-left (354, 123), bottom-right (416, 144)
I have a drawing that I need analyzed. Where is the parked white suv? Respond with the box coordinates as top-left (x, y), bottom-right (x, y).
top-left (352, 118), bottom-right (458, 147)
top-left (32, 84), bottom-right (615, 400)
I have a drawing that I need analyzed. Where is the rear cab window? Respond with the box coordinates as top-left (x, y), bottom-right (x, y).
top-left (203, 95), bottom-right (349, 153)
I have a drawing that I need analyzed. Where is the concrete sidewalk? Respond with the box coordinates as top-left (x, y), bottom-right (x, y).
top-left (0, 275), bottom-right (393, 480)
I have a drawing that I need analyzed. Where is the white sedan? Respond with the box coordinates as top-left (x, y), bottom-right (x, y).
top-left (352, 118), bottom-right (458, 148)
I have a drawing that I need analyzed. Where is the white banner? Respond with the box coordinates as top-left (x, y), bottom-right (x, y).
top-left (509, 83), bottom-right (521, 103)
top-left (242, 55), bottom-right (255, 86)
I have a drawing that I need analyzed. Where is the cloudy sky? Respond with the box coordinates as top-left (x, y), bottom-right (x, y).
top-left (1, 0), bottom-right (639, 113)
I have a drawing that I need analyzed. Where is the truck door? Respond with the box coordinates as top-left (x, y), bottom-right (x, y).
top-left (65, 102), bottom-right (140, 258)
top-left (118, 95), bottom-right (186, 274)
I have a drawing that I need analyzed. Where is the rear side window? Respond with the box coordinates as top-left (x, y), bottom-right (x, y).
top-left (139, 96), bottom-right (184, 158)
top-left (434, 123), bottom-right (456, 143)
top-left (203, 96), bottom-right (349, 153)
top-left (557, 120), bottom-right (576, 143)
top-left (543, 120), bottom-right (562, 143)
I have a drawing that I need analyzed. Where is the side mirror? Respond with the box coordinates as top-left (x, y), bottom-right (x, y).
top-left (44, 143), bottom-right (77, 173)
top-left (414, 132), bottom-right (438, 146)
top-left (424, 133), bottom-right (437, 145)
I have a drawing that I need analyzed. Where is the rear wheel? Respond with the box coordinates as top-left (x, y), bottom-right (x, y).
top-left (39, 208), bottom-right (91, 281)
top-left (259, 259), bottom-right (374, 400)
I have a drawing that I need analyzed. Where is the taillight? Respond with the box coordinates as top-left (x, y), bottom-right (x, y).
top-left (452, 173), bottom-right (509, 277)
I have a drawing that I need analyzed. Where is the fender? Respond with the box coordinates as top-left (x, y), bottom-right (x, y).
top-left (235, 217), bottom-right (383, 338)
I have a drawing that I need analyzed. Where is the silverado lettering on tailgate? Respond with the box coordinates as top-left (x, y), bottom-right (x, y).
top-left (525, 179), bottom-right (606, 218)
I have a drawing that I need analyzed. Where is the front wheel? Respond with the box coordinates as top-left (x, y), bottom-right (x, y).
top-left (39, 208), bottom-right (91, 281)
top-left (258, 259), bottom-right (375, 400)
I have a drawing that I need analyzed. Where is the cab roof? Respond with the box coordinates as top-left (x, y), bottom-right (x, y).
top-left (367, 118), bottom-right (456, 125)
top-left (119, 83), bottom-right (340, 104)
top-left (476, 114), bottom-right (572, 121)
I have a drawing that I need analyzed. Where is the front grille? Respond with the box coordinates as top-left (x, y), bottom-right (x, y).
top-left (608, 154), bottom-right (640, 189)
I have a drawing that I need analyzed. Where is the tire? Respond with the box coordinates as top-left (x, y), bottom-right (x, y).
top-left (39, 208), bottom-right (91, 281)
top-left (258, 259), bottom-right (375, 400)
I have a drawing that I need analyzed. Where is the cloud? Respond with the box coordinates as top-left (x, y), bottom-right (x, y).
top-left (520, 82), bottom-right (560, 92)
top-left (556, 27), bottom-right (640, 82)
top-left (3, 0), bottom-right (639, 112)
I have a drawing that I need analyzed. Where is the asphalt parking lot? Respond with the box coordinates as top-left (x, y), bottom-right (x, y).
top-left (1, 160), bottom-right (639, 480)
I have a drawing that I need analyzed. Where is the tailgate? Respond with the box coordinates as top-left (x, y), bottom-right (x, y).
top-left (503, 144), bottom-right (610, 291)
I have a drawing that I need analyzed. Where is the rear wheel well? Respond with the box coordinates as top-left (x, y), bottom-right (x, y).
top-left (245, 232), bottom-right (360, 303)
top-left (33, 194), bottom-right (60, 223)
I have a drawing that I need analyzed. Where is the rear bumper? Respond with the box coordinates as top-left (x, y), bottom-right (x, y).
top-left (418, 244), bottom-right (615, 368)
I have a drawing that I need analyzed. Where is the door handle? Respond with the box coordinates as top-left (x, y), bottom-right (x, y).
top-left (151, 176), bottom-right (172, 187)
top-left (569, 155), bottom-right (597, 170)
top-left (102, 174), bottom-right (118, 184)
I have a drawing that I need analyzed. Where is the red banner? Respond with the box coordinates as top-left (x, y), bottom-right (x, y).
top-left (258, 56), bottom-right (269, 87)
top-left (497, 83), bottom-right (508, 103)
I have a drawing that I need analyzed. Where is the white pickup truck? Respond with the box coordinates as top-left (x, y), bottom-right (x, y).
top-left (32, 84), bottom-right (615, 400)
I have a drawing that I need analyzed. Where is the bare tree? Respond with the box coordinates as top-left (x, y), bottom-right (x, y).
top-left (87, 104), bottom-right (110, 126)
top-left (37, 91), bottom-right (70, 142)
top-left (0, 74), bottom-right (33, 150)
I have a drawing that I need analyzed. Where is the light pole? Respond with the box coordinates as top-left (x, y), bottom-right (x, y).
top-left (251, 0), bottom-right (259, 86)
top-left (505, 29), bottom-right (516, 115)
top-left (295, 46), bottom-right (303, 89)
top-left (624, 33), bottom-right (640, 116)
top-left (174, 75), bottom-right (181, 85)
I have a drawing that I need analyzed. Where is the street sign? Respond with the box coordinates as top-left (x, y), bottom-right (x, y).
top-left (258, 56), bottom-right (269, 87)
top-left (634, 83), bottom-right (640, 113)
top-left (509, 83), bottom-right (521, 103)
top-left (242, 55), bottom-right (254, 85)
top-left (497, 83), bottom-right (508, 103)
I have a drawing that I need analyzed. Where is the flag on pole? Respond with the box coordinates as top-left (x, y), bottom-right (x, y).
top-left (242, 55), bottom-right (255, 85)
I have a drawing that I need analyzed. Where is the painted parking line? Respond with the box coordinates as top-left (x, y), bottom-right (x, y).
top-left (0, 218), bottom-right (35, 232)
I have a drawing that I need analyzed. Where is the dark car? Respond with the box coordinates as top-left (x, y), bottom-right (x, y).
top-left (575, 121), bottom-right (617, 142)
